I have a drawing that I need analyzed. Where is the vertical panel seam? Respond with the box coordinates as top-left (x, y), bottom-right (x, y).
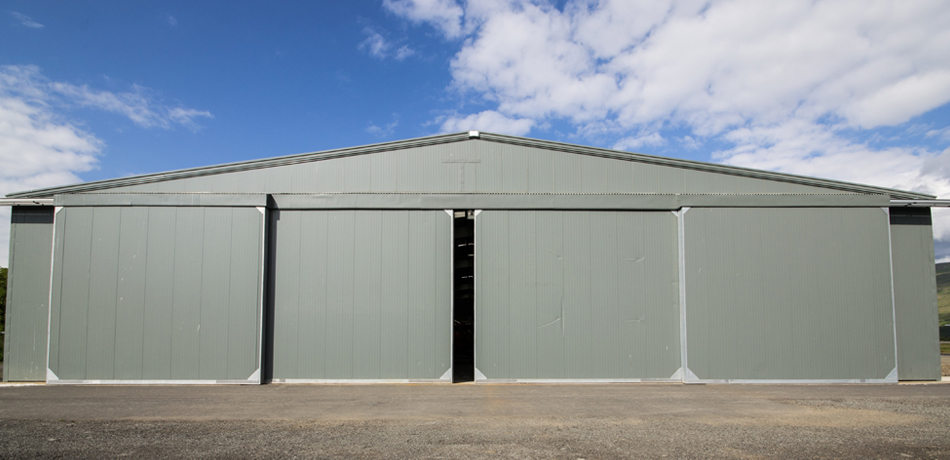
top-left (678, 207), bottom-right (690, 382)
top-left (82, 209), bottom-right (96, 380)
top-left (169, 210), bottom-right (179, 378)
top-left (885, 207), bottom-right (899, 379)
top-left (45, 206), bottom-right (63, 381)
top-left (256, 206), bottom-right (265, 382)
top-left (111, 209), bottom-right (124, 380)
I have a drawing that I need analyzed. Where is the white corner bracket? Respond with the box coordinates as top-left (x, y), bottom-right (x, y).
top-left (439, 368), bottom-right (452, 382)
top-left (47, 368), bottom-right (59, 383)
top-left (247, 368), bottom-right (261, 383)
top-left (468, 130), bottom-right (480, 139)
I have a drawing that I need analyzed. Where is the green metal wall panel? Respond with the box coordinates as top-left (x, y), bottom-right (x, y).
top-left (270, 210), bottom-right (451, 380)
top-left (100, 141), bottom-right (845, 195)
top-left (2, 207), bottom-right (54, 381)
top-left (890, 208), bottom-right (940, 380)
top-left (47, 206), bottom-right (263, 382)
top-left (683, 208), bottom-right (896, 381)
top-left (476, 211), bottom-right (681, 380)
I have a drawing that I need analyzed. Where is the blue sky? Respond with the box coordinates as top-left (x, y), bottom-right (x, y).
top-left (2, 0), bottom-right (950, 265)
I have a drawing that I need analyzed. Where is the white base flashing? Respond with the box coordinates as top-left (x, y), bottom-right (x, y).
top-left (474, 367), bottom-right (487, 381)
top-left (247, 368), bottom-right (261, 382)
top-left (475, 378), bottom-right (681, 384)
top-left (47, 379), bottom-right (258, 385)
top-left (269, 379), bottom-right (451, 384)
top-left (439, 368), bottom-right (452, 381)
top-left (688, 378), bottom-right (898, 384)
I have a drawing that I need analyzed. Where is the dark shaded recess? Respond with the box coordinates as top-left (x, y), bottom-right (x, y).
top-left (453, 211), bottom-right (475, 383)
top-left (890, 207), bottom-right (932, 226)
top-left (262, 205), bottom-right (279, 383)
top-left (12, 206), bottom-right (54, 224)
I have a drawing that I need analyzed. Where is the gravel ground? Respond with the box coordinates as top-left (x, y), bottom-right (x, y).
top-left (942, 354), bottom-right (950, 376)
top-left (0, 383), bottom-right (948, 459)
top-left (1, 416), bottom-right (947, 460)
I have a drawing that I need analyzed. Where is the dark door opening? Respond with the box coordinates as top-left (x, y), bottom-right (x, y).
top-left (452, 210), bottom-right (476, 383)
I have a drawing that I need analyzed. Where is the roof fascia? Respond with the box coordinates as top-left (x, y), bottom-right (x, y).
top-left (478, 133), bottom-right (935, 200)
top-left (7, 131), bottom-right (934, 200)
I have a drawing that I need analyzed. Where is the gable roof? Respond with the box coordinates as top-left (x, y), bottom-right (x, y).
top-left (7, 131), bottom-right (934, 199)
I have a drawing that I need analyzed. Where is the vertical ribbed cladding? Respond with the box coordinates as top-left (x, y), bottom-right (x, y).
top-left (269, 210), bottom-right (450, 381)
top-left (50, 135), bottom-right (892, 197)
top-left (47, 206), bottom-right (263, 382)
top-left (475, 210), bottom-right (680, 381)
top-left (3, 207), bottom-right (54, 381)
top-left (890, 207), bottom-right (941, 380)
top-left (683, 208), bottom-right (895, 381)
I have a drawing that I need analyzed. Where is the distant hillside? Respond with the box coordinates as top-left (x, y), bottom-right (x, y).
top-left (938, 263), bottom-right (950, 326)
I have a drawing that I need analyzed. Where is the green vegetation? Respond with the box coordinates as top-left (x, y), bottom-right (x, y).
top-left (942, 343), bottom-right (950, 355)
top-left (0, 266), bottom-right (5, 362)
top-left (937, 263), bottom-right (950, 326)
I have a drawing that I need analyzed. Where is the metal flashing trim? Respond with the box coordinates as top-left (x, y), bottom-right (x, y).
top-left (890, 199), bottom-right (950, 207)
top-left (54, 193), bottom-right (268, 207)
top-left (8, 132), bottom-right (472, 198)
top-left (468, 130), bottom-right (480, 138)
top-left (474, 368), bottom-right (487, 381)
top-left (474, 378), bottom-right (682, 383)
top-left (0, 198), bottom-right (54, 206)
top-left (47, 379), bottom-right (260, 385)
top-left (44, 207), bottom-right (62, 384)
top-left (677, 208), bottom-right (690, 383)
top-left (886, 367), bottom-right (899, 381)
top-left (268, 379), bottom-right (452, 384)
top-left (8, 132), bottom-right (931, 200)
top-left (688, 378), bottom-right (898, 384)
top-left (885, 207), bottom-right (901, 378)
top-left (439, 368), bottom-right (452, 381)
top-left (478, 133), bottom-right (933, 200)
top-left (271, 193), bottom-right (889, 210)
top-left (256, 207), bottom-right (266, 385)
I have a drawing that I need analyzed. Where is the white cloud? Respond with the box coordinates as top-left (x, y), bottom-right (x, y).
top-left (382, 0), bottom-right (464, 38)
top-left (359, 28), bottom-right (415, 61)
top-left (49, 82), bottom-right (212, 130)
top-left (167, 15), bottom-right (178, 26)
top-left (387, 0), bottom-right (950, 244)
top-left (394, 45), bottom-right (416, 60)
top-left (614, 132), bottom-right (666, 151)
top-left (367, 119), bottom-right (399, 136)
top-left (440, 110), bottom-right (535, 135)
top-left (11, 12), bottom-right (43, 28)
top-left (0, 65), bottom-right (211, 265)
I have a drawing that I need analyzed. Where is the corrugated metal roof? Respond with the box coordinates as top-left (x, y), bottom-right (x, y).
top-left (6, 131), bottom-right (934, 199)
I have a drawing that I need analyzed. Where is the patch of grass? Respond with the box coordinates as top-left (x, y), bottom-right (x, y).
top-left (936, 263), bottom-right (950, 326)
top-left (942, 343), bottom-right (950, 355)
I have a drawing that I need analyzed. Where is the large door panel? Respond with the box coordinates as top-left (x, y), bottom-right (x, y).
top-left (270, 210), bottom-right (451, 381)
top-left (48, 206), bottom-right (264, 383)
top-left (475, 211), bottom-right (680, 381)
top-left (683, 207), bottom-right (896, 381)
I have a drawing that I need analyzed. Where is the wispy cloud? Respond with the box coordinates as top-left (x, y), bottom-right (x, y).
top-left (11, 11), bottom-right (43, 28)
top-left (46, 80), bottom-right (212, 130)
top-left (388, 0), bottom-right (950, 244)
top-left (382, 0), bottom-right (463, 39)
top-left (0, 64), bottom-right (213, 264)
top-left (367, 120), bottom-right (399, 137)
top-left (166, 15), bottom-right (178, 26)
top-left (439, 110), bottom-right (534, 136)
top-left (359, 27), bottom-right (415, 61)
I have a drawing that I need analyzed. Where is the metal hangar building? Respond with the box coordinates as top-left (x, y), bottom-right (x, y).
top-left (2, 131), bottom-right (942, 384)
